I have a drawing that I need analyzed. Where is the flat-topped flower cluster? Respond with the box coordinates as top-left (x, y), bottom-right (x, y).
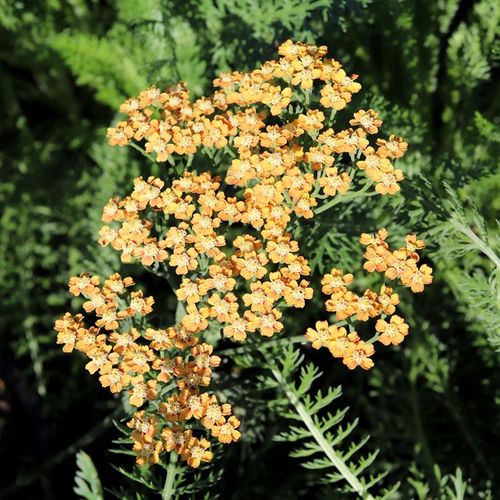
top-left (55, 40), bottom-right (431, 469)
top-left (307, 229), bottom-right (432, 370)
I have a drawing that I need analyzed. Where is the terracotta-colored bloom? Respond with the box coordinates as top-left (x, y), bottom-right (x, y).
top-left (211, 416), bottom-right (241, 444)
top-left (325, 291), bottom-right (358, 320)
top-left (321, 269), bottom-right (353, 295)
top-left (342, 341), bottom-right (375, 370)
top-left (376, 315), bottom-right (409, 346)
top-left (363, 244), bottom-right (391, 273)
top-left (99, 367), bottom-right (131, 393)
top-left (133, 439), bottom-right (164, 466)
top-left (377, 285), bottom-right (400, 315)
top-left (127, 411), bottom-right (158, 443)
top-left (248, 308), bottom-right (284, 337)
top-left (180, 437), bottom-right (213, 468)
top-left (129, 377), bottom-right (158, 407)
top-left (223, 313), bottom-right (255, 341)
top-left (283, 280), bottom-right (314, 308)
top-left (305, 320), bottom-right (333, 349)
top-left (68, 273), bottom-right (100, 297)
top-left (191, 344), bottom-right (221, 375)
top-left (350, 109), bottom-right (382, 134)
top-left (401, 262), bottom-right (433, 293)
top-left (319, 167), bottom-right (350, 196)
top-left (201, 398), bottom-right (232, 429)
top-left (376, 135), bottom-right (408, 158)
top-left (162, 427), bottom-right (192, 453)
top-left (208, 293), bottom-right (239, 323)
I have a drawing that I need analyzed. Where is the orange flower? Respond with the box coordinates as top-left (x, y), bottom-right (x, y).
top-left (85, 345), bottom-right (115, 375)
top-left (321, 269), bottom-right (353, 295)
top-left (372, 167), bottom-right (404, 195)
top-left (377, 285), bottom-right (400, 315)
top-left (319, 84), bottom-right (352, 110)
top-left (180, 304), bottom-right (210, 333)
top-left (128, 291), bottom-right (155, 316)
top-left (342, 341), bottom-right (375, 370)
top-left (242, 282), bottom-right (275, 313)
top-left (376, 135), bottom-right (408, 158)
top-left (211, 416), bottom-right (241, 444)
top-left (385, 249), bottom-right (410, 280)
top-left (180, 437), bottom-right (213, 468)
top-left (54, 313), bottom-right (84, 353)
top-left (283, 280), bottom-right (314, 308)
top-left (109, 328), bottom-right (140, 355)
top-left (319, 167), bottom-right (350, 196)
top-left (122, 345), bottom-right (156, 374)
top-left (328, 329), bottom-right (358, 358)
top-left (132, 439), bottom-right (164, 466)
top-left (169, 247), bottom-right (199, 275)
top-left (305, 320), bottom-right (334, 349)
top-left (99, 367), bottom-right (131, 393)
top-left (325, 291), bottom-right (358, 320)
top-left (376, 315), bottom-right (409, 346)
top-left (350, 109), bottom-right (382, 134)
top-left (354, 290), bottom-right (380, 321)
top-left (208, 293), bottom-right (239, 323)
top-left (206, 263), bottom-right (236, 292)
top-left (401, 262), bottom-right (433, 293)
top-left (162, 427), bottom-right (192, 454)
top-left (191, 343), bottom-right (221, 375)
top-left (248, 308), bottom-right (284, 337)
top-left (129, 376), bottom-right (158, 407)
top-left (144, 328), bottom-right (172, 350)
top-left (262, 85), bottom-right (293, 115)
top-left (266, 237), bottom-right (299, 264)
top-left (223, 313), bottom-right (255, 341)
top-left (363, 245), bottom-right (391, 273)
top-left (68, 273), bottom-right (100, 297)
top-left (133, 239), bottom-right (168, 266)
top-left (160, 394), bottom-right (189, 421)
top-left (103, 274), bottom-right (134, 296)
top-left (359, 228), bottom-right (389, 247)
top-left (201, 398), bottom-right (232, 429)
top-left (127, 411), bottom-right (158, 443)
top-left (152, 357), bottom-right (176, 382)
top-left (176, 279), bottom-right (209, 305)
top-left (405, 234), bottom-right (425, 253)
top-left (234, 252), bottom-right (269, 280)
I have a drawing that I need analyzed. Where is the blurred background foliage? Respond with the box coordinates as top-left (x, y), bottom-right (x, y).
top-left (0, 0), bottom-right (498, 498)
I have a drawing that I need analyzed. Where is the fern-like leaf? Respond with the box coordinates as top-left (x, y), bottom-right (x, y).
top-left (74, 450), bottom-right (104, 500)
top-left (267, 345), bottom-right (395, 498)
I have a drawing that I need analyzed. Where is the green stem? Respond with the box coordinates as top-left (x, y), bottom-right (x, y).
top-left (129, 141), bottom-right (157, 162)
top-left (221, 334), bottom-right (306, 356)
top-left (162, 453), bottom-right (178, 500)
top-left (314, 182), bottom-right (376, 215)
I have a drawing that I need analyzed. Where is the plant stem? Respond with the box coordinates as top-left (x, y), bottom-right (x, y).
top-left (129, 141), bottom-right (157, 162)
top-left (162, 453), bottom-right (178, 500)
top-left (221, 335), bottom-right (306, 355)
top-left (314, 182), bottom-right (376, 215)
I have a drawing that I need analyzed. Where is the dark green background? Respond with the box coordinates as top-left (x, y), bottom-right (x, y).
top-left (0, 1), bottom-right (498, 498)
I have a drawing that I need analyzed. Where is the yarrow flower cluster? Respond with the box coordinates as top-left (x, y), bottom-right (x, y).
top-left (55, 273), bottom-right (240, 468)
top-left (55, 40), bottom-right (432, 469)
top-left (307, 229), bottom-right (432, 370)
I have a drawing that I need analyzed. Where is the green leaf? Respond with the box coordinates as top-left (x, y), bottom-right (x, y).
top-left (74, 451), bottom-right (104, 500)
